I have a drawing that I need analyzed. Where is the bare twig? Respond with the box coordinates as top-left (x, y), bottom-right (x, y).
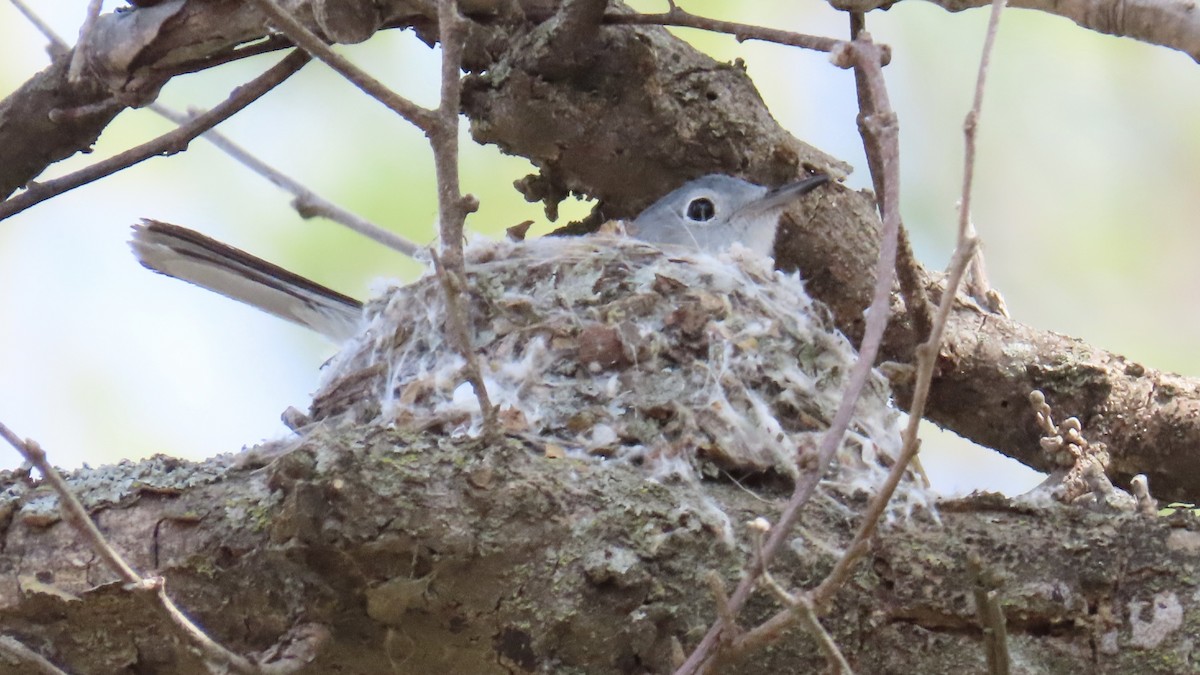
top-left (67, 0), bottom-right (103, 81)
top-left (249, 0), bottom-right (436, 131)
top-left (684, 7), bottom-right (1007, 667)
top-left (968, 553), bottom-right (1011, 675)
top-left (0, 425), bottom-right (141, 583)
top-left (430, 247), bottom-right (495, 434)
top-left (750, 543), bottom-right (851, 675)
top-left (959, 0), bottom-right (1008, 244)
top-left (603, 6), bottom-right (842, 54)
top-left (426, 0), bottom-right (494, 434)
top-left (750, 524), bottom-right (795, 608)
top-left (0, 421), bottom-right (261, 674)
top-left (0, 634), bottom-right (70, 675)
top-left (157, 36), bottom-right (298, 81)
top-left (675, 34), bottom-right (899, 675)
top-left (811, 0), bottom-right (1008, 624)
top-left (428, 0), bottom-right (476, 266)
top-left (744, 521), bottom-right (854, 674)
top-left (848, 12), bottom-right (933, 346)
top-left (705, 571), bottom-right (740, 638)
top-left (148, 103), bottom-right (421, 257)
top-left (0, 50), bottom-right (311, 222)
top-left (8, 0), bottom-right (69, 57)
top-left (795, 594), bottom-right (854, 675)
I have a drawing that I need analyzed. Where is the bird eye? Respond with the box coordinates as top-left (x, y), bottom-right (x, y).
top-left (686, 197), bottom-right (715, 222)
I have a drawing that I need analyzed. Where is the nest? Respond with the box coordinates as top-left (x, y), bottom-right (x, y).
top-left (311, 236), bottom-right (912, 498)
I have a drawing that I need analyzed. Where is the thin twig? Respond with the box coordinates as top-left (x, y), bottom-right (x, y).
top-left (8, 0), bottom-right (69, 57)
top-left (0, 421), bottom-right (261, 674)
top-left (751, 526), bottom-right (795, 608)
top-left (603, 7), bottom-right (841, 54)
top-left (959, 0), bottom-right (1008, 242)
top-left (427, 0), bottom-right (494, 434)
top-left (148, 103), bottom-right (421, 257)
top-left (705, 571), bottom-right (739, 638)
top-left (0, 634), bottom-right (70, 675)
top-left (813, 0), bottom-right (1008, 629)
top-left (968, 553), bottom-right (1011, 675)
top-left (145, 578), bottom-right (261, 674)
top-left (720, 539), bottom-right (866, 661)
top-left (849, 12), bottom-right (933, 348)
top-left (430, 247), bottom-right (495, 432)
top-left (67, 0), bottom-right (103, 81)
top-left (0, 424), bottom-right (141, 583)
top-left (0, 50), bottom-right (311, 223)
top-left (249, 0), bottom-right (436, 131)
top-left (156, 35), bottom-right (297, 81)
top-left (250, 0), bottom-right (493, 427)
top-left (795, 594), bottom-right (854, 675)
top-left (675, 35), bottom-right (899, 675)
top-left (429, 0), bottom-right (476, 266)
top-left (745, 524), bottom-right (854, 674)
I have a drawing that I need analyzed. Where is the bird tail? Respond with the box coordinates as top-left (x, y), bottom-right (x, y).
top-left (129, 219), bottom-right (364, 342)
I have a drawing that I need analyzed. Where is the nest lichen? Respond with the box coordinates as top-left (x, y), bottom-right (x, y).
top-left (311, 236), bottom-right (914, 501)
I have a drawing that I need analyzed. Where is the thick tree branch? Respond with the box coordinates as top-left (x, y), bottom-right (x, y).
top-left (3, 1), bottom-right (1200, 502)
top-left (0, 424), bottom-right (1190, 673)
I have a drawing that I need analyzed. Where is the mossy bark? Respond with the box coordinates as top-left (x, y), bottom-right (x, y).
top-left (1, 432), bottom-right (1197, 673)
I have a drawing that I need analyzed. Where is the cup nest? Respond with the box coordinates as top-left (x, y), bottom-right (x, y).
top-left (311, 236), bottom-right (922, 508)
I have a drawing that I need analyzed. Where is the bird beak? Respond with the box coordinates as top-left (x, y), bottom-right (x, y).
top-left (742, 174), bottom-right (829, 217)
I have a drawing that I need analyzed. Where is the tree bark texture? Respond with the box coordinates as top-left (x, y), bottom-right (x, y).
top-left (4, 1), bottom-right (1200, 672)
top-left (1, 432), bottom-right (1196, 673)
top-left (2, 0), bottom-right (1195, 501)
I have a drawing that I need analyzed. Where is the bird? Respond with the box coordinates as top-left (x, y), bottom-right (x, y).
top-left (130, 173), bottom-right (828, 342)
top-left (628, 173), bottom-right (827, 256)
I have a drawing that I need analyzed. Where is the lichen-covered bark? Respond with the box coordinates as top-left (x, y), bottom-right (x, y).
top-left (5, 2), bottom-right (1200, 670)
top-left (1, 432), bottom-right (1197, 673)
top-left (4, 0), bottom-right (1200, 500)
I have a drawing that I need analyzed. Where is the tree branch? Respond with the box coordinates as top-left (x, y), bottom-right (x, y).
top-left (0, 420), bottom-right (1187, 673)
top-left (830, 0), bottom-right (1200, 63)
top-left (4, 0), bottom-right (1200, 502)
top-left (0, 49), bottom-right (310, 222)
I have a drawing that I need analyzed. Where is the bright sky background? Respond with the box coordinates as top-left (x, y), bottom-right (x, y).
top-left (3, 1), bottom-right (1200, 497)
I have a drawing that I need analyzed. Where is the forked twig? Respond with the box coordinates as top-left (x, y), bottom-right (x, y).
top-left (679, 0), bottom-right (1006, 662)
top-left (246, 0), bottom-right (494, 427)
top-left (426, 0), bottom-right (494, 432)
top-left (675, 33), bottom-right (900, 675)
top-left (749, 522), bottom-right (854, 674)
top-left (804, 0), bottom-right (1007, 648)
top-left (0, 50), bottom-right (312, 222)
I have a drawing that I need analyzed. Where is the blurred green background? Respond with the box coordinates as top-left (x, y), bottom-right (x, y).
top-left (3, 1), bottom-right (1198, 496)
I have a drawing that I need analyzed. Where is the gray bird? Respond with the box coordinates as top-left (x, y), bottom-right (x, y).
top-left (629, 173), bottom-right (827, 257)
top-left (130, 173), bottom-right (828, 341)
